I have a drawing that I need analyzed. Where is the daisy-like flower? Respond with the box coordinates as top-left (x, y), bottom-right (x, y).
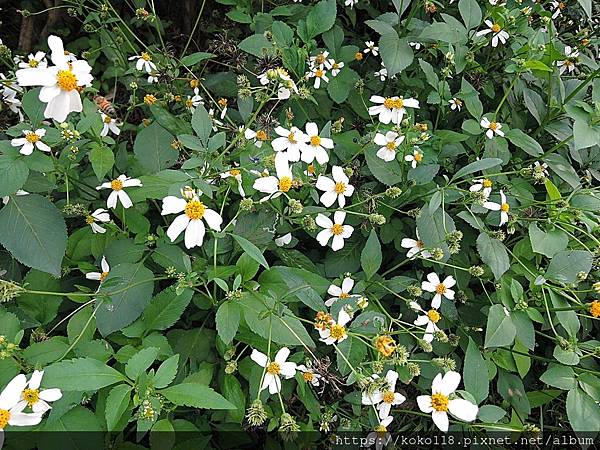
top-left (244, 128), bottom-right (269, 148)
top-left (309, 51), bottom-right (330, 70)
top-left (251, 347), bottom-right (297, 395)
top-left (417, 371), bottom-right (479, 432)
top-left (272, 126), bottom-right (307, 162)
top-left (327, 60), bottom-right (344, 77)
top-left (532, 161), bottom-right (549, 178)
top-left (0, 374), bottom-right (43, 435)
top-left (275, 233), bottom-right (292, 247)
top-left (161, 186), bottom-right (223, 249)
top-left (480, 117), bottom-right (505, 139)
top-left (410, 301), bottom-right (442, 343)
top-left (470, 178), bottom-right (493, 198)
top-left (404, 148), bottom-right (424, 168)
top-left (361, 370), bottom-right (406, 419)
top-left (315, 211), bottom-right (354, 251)
top-left (345, 0), bottom-right (358, 7)
top-left (368, 95), bottom-right (419, 125)
top-left (85, 208), bottom-right (110, 234)
top-left (96, 174), bottom-right (142, 209)
top-left (449, 98), bottom-right (463, 111)
top-left (483, 189), bottom-right (510, 226)
top-left (18, 51), bottom-right (47, 69)
top-left (100, 112), bottom-right (120, 137)
top-left (297, 364), bottom-right (321, 387)
top-left (374, 64), bottom-right (388, 82)
top-left (17, 370), bottom-right (62, 414)
top-left (129, 52), bottom-right (157, 73)
top-left (556, 46), bottom-right (579, 75)
top-left (550, 0), bottom-right (566, 19)
top-left (308, 67), bottom-right (329, 89)
top-left (364, 41), bottom-right (379, 56)
top-left (253, 153), bottom-right (295, 201)
top-left (301, 122), bottom-right (333, 165)
top-left (315, 166), bottom-right (354, 208)
top-left (11, 129), bottom-right (51, 156)
top-left (421, 272), bottom-right (456, 308)
top-left (409, 42), bottom-right (422, 50)
top-left (401, 232), bottom-right (432, 259)
top-left (476, 20), bottom-right (509, 47)
top-left (15, 35), bottom-right (93, 122)
top-left (86, 256), bottom-right (110, 283)
top-left (365, 416), bottom-right (394, 450)
top-left (184, 87), bottom-right (203, 111)
top-left (374, 131), bottom-right (405, 162)
top-left (220, 167), bottom-right (245, 197)
top-left (326, 276), bottom-right (357, 307)
top-left (319, 309), bottom-right (352, 345)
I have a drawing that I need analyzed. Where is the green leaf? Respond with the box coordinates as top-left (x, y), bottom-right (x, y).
top-left (464, 337), bottom-right (489, 404)
top-left (160, 383), bottom-right (236, 409)
top-left (142, 286), bottom-right (194, 331)
top-left (528, 223), bottom-right (568, 258)
top-left (22, 338), bottom-right (70, 366)
top-left (96, 263), bottom-right (155, 336)
top-left (0, 154), bottom-right (29, 197)
top-left (504, 129), bottom-right (543, 156)
top-left (458, 0), bottom-right (482, 29)
top-left (152, 243), bottom-right (192, 273)
top-left (549, 290), bottom-right (580, 336)
top-left (416, 207), bottom-right (456, 259)
top-left (22, 88), bottom-right (45, 127)
top-left (238, 34), bottom-right (274, 57)
top-left (231, 233), bottom-right (269, 269)
top-left (191, 104), bottom-right (213, 146)
top-left (180, 51), bottom-right (214, 66)
top-left (577, 0), bottom-right (592, 17)
top-left (361, 229), bottom-right (382, 280)
top-left (327, 68), bottom-right (360, 104)
top-left (364, 146), bottom-right (402, 185)
top-left (272, 21), bottom-right (294, 47)
top-left (379, 33), bottom-right (413, 78)
top-left (125, 347), bottom-right (159, 380)
top-left (88, 144), bottom-right (115, 180)
top-left (484, 304), bottom-right (516, 348)
top-left (133, 122), bottom-right (177, 173)
top-left (0, 193), bottom-right (67, 276)
top-left (544, 153), bottom-right (581, 189)
top-left (566, 388), bottom-right (600, 433)
top-left (44, 358), bottom-right (125, 391)
top-left (546, 250), bottom-right (593, 284)
top-left (540, 364), bottom-right (577, 390)
top-left (105, 384), bottom-right (132, 431)
top-left (476, 233), bottom-right (510, 280)
top-left (154, 355), bottom-right (179, 389)
top-left (453, 157), bottom-right (502, 180)
top-left (222, 374), bottom-right (246, 423)
top-left (216, 301), bottom-right (241, 344)
top-left (304, 0), bottom-right (336, 40)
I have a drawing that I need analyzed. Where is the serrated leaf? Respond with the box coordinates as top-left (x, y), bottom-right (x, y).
top-left (0, 154), bottom-right (29, 197)
top-left (231, 234), bottom-right (269, 269)
top-left (464, 337), bottom-right (489, 404)
top-left (160, 383), bottom-right (236, 409)
top-left (154, 355), bottom-right (179, 389)
top-left (304, 0), bottom-right (336, 39)
top-left (566, 388), bottom-right (600, 433)
top-left (379, 33), bottom-right (413, 78)
top-left (142, 286), bottom-right (194, 331)
top-left (89, 144), bottom-right (115, 180)
top-left (216, 301), bottom-right (241, 344)
top-left (453, 158), bottom-right (502, 180)
top-left (125, 347), bottom-right (159, 380)
top-left (105, 384), bottom-right (132, 431)
top-left (133, 122), bottom-right (177, 173)
top-left (44, 358), bottom-right (125, 391)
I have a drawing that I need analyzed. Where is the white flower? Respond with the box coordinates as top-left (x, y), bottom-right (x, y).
top-left (409, 42), bottom-right (422, 50)
top-left (404, 148), bottom-right (424, 168)
top-left (476, 20), bottom-right (509, 47)
top-left (96, 174), bottom-right (142, 209)
top-left (532, 161), bottom-right (549, 177)
top-left (315, 211), bottom-right (354, 251)
top-left (17, 370), bottom-right (62, 414)
top-left (550, 1), bottom-right (566, 19)
top-left (275, 233), bottom-right (292, 247)
top-left (18, 51), bottom-right (47, 69)
top-left (86, 256), bottom-right (110, 283)
top-left (1, 81), bottom-right (23, 116)
top-left (297, 365), bottom-right (321, 386)
top-left (16, 35), bottom-right (93, 122)
top-left (470, 178), bottom-right (493, 198)
top-left (100, 112), bottom-right (120, 136)
top-left (244, 128), bottom-right (269, 148)
top-left (253, 153), bottom-right (295, 201)
top-left (86, 208), bottom-right (110, 234)
top-left (220, 167), bottom-right (245, 197)
top-left (302, 122), bottom-right (333, 165)
top-left (345, 0), bottom-right (358, 7)
top-left (327, 60), bottom-right (344, 77)
top-left (326, 276), bottom-right (357, 307)
top-left (319, 310), bottom-right (352, 344)
top-left (368, 95), bottom-right (419, 125)
top-left (421, 272), bottom-right (456, 308)
top-left (556, 46), bottom-right (579, 75)
top-left (410, 301), bottom-right (442, 343)
top-left (483, 189), bottom-right (510, 226)
top-left (417, 371), bottom-right (478, 432)
top-left (309, 51), bottom-right (330, 70)
top-left (374, 65), bottom-right (388, 82)
top-left (161, 187), bottom-right (223, 249)
top-left (0, 374), bottom-right (43, 434)
top-left (361, 370), bottom-right (406, 419)
top-left (251, 347), bottom-right (297, 395)
top-left (365, 417), bottom-right (393, 450)
top-left (128, 52), bottom-right (157, 73)
top-left (364, 41), bottom-right (379, 56)
top-left (272, 126), bottom-right (307, 161)
top-left (480, 117), bottom-right (505, 139)
top-left (2, 190), bottom-right (28, 206)
top-left (308, 67), bottom-right (329, 89)
top-left (185, 87), bottom-right (203, 111)
top-left (11, 129), bottom-right (50, 155)
top-left (449, 98), bottom-right (463, 111)
top-left (400, 231), bottom-right (431, 259)
top-left (374, 131), bottom-right (405, 162)
top-left (316, 166), bottom-right (354, 208)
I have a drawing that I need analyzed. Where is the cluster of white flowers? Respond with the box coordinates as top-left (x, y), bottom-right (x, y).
top-left (305, 51), bottom-right (344, 89)
top-left (258, 67), bottom-right (299, 100)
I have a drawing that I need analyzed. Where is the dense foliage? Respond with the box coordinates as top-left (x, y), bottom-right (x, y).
top-left (0, 0), bottom-right (599, 447)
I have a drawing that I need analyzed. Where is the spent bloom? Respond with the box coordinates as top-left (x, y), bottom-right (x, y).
top-left (86, 256), bottom-right (110, 283)
top-left (470, 178), bottom-right (493, 199)
top-left (297, 365), bottom-right (321, 386)
top-left (556, 46), bottom-right (579, 75)
top-left (405, 148), bottom-right (424, 168)
top-left (251, 347), bottom-right (297, 394)
top-left (86, 208), bottom-right (110, 234)
top-left (319, 310), bottom-right (352, 345)
top-left (401, 231), bottom-right (432, 259)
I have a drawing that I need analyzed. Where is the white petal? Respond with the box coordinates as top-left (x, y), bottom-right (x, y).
top-left (39, 85), bottom-right (61, 102)
top-left (250, 349), bottom-right (268, 367)
top-left (101, 256), bottom-right (110, 273)
top-left (421, 281), bottom-right (436, 292)
top-left (315, 213), bottom-right (333, 229)
top-left (274, 347), bottom-right (290, 364)
top-left (0, 374), bottom-right (27, 410)
top-left (305, 122), bottom-right (319, 136)
top-left (166, 214), bottom-right (190, 242)
top-left (439, 371), bottom-right (461, 396)
top-left (203, 209), bottom-right (223, 231)
top-left (107, 190), bottom-right (119, 209)
top-left (331, 235), bottom-right (345, 251)
top-left (28, 370), bottom-right (43, 390)
top-left (162, 196), bottom-right (187, 215)
top-left (443, 276), bottom-right (456, 288)
top-left (331, 165), bottom-right (348, 184)
top-left (316, 229), bottom-right (332, 247)
top-left (320, 191), bottom-right (337, 207)
top-left (333, 210), bottom-right (346, 224)
top-left (341, 277), bottom-right (354, 293)
top-left (253, 176), bottom-right (279, 194)
top-left (279, 362), bottom-right (297, 378)
top-left (8, 411), bottom-right (43, 427)
top-left (117, 190), bottom-right (133, 209)
top-left (184, 219), bottom-right (205, 248)
top-left (315, 175), bottom-right (335, 192)
top-left (416, 395), bottom-right (433, 413)
top-left (432, 411), bottom-right (449, 432)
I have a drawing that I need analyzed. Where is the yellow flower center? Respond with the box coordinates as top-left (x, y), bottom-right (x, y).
top-left (110, 179), bottom-right (123, 191)
top-left (218, 98), bottom-right (228, 107)
top-left (392, 98), bottom-right (404, 109)
top-left (590, 300), bottom-right (600, 318)
top-left (267, 362), bottom-right (281, 375)
top-left (339, 292), bottom-right (350, 299)
top-left (85, 215), bottom-right (95, 224)
top-left (287, 132), bottom-right (297, 144)
top-left (278, 176), bottom-right (292, 192)
top-left (310, 135), bottom-right (321, 146)
top-left (22, 388), bottom-right (40, 407)
top-left (144, 94), bottom-right (157, 105)
top-left (431, 392), bottom-right (449, 411)
top-left (57, 69), bottom-right (78, 91)
top-left (29, 59), bottom-right (39, 68)
top-left (103, 115), bottom-right (113, 124)
top-left (558, 1), bottom-right (566, 9)
top-left (355, 52), bottom-right (363, 61)
top-left (315, 69), bottom-right (324, 78)
top-left (483, 179), bottom-right (493, 188)
top-left (491, 24), bottom-right (501, 33)
top-left (256, 130), bottom-right (268, 141)
top-left (190, 79), bottom-right (199, 88)
top-left (382, 390), bottom-right (395, 404)
top-left (329, 323), bottom-right (346, 340)
top-left (334, 182), bottom-right (346, 194)
top-left (383, 97), bottom-right (395, 109)
top-left (0, 409), bottom-right (10, 429)
top-left (316, 54), bottom-right (326, 65)
top-left (564, 60), bottom-right (573, 66)
top-left (141, 52), bottom-right (151, 61)
top-left (185, 99), bottom-right (193, 108)
top-left (307, 164), bottom-right (315, 174)
top-left (416, 239), bottom-right (424, 249)
top-left (99, 271), bottom-right (109, 283)
top-left (427, 309), bottom-right (441, 323)
top-left (229, 169), bottom-right (241, 177)
top-left (303, 372), bottom-right (314, 382)
top-left (489, 121), bottom-right (498, 131)
top-left (386, 142), bottom-right (397, 150)
top-left (414, 152), bottom-right (423, 162)
top-left (185, 200), bottom-right (206, 220)
top-left (374, 425), bottom-right (387, 434)
top-left (333, 63), bottom-right (340, 69)
top-left (436, 283), bottom-right (447, 295)
top-left (501, 202), bottom-right (510, 212)
top-left (25, 132), bottom-right (40, 143)
top-left (331, 223), bottom-right (344, 235)
top-left (375, 335), bottom-right (396, 357)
